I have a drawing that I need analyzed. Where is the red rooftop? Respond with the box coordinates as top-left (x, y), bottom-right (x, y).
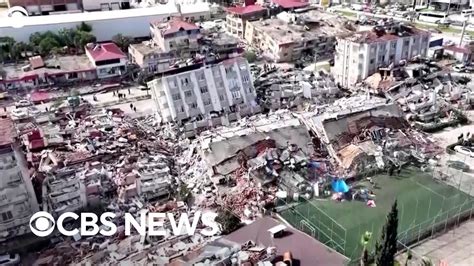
top-left (272, 0), bottom-right (309, 9)
top-left (226, 5), bottom-right (265, 15)
top-left (85, 42), bottom-right (126, 62)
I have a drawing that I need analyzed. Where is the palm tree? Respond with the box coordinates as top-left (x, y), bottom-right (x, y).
top-left (112, 34), bottom-right (133, 52)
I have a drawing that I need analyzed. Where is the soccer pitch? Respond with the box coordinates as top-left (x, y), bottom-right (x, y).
top-left (280, 168), bottom-right (474, 262)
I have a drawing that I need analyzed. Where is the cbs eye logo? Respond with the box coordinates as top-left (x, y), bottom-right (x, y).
top-left (29, 212), bottom-right (55, 237)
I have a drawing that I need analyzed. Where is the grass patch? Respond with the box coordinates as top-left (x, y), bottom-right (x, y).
top-left (280, 168), bottom-right (473, 263)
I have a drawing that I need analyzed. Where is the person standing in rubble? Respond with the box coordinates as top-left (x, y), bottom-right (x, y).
top-left (128, 88), bottom-right (131, 94)
top-left (130, 103), bottom-right (134, 110)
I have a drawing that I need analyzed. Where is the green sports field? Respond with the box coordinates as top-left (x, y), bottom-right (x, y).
top-left (280, 168), bottom-right (474, 263)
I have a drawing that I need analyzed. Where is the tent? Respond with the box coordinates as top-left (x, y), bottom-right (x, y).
top-left (331, 179), bottom-right (349, 193)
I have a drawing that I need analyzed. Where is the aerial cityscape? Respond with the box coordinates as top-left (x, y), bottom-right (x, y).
top-left (0, 0), bottom-right (473, 265)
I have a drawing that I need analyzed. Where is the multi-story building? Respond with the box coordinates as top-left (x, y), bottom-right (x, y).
top-left (7, 0), bottom-right (81, 15)
top-left (81, 0), bottom-right (130, 11)
top-left (148, 57), bottom-right (259, 136)
top-left (128, 41), bottom-right (172, 74)
top-left (136, 158), bottom-right (172, 201)
top-left (0, 116), bottom-right (39, 243)
top-left (42, 168), bottom-right (87, 216)
top-left (150, 18), bottom-right (201, 56)
top-left (333, 23), bottom-right (430, 88)
top-left (245, 10), bottom-right (353, 62)
top-left (85, 42), bottom-right (127, 79)
top-left (225, 4), bottom-right (266, 39)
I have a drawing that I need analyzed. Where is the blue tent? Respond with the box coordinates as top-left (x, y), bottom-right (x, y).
top-left (331, 179), bottom-right (349, 193)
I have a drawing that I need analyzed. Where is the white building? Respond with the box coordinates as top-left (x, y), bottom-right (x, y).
top-left (85, 42), bottom-right (127, 79)
top-left (136, 159), bottom-right (172, 201)
top-left (42, 168), bottom-right (87, 216)
top-left (0, 4), bottom-right (210, 42)
top-left (333, 24), bottom-right (430, 88)
top-left (0, 116), bottom-right (39, 243)
top-left (150, 18), bottom-right (201, 54)
top-left (82, 0), bottom-right (130, 11)
top-left (148, 57), bottom-right (259, 136)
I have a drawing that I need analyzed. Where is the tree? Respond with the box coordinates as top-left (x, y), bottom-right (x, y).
top-left (244, 51), bottom-right (257, 63)
top-left (215, 208), bottom-right (241, 234)
top-left (375, 201), bottom-right (399, 266)
top-left (38, 37), bottom-right (60, 55)
top-left (112, 34), bottom-right (133, 52)
top-left (74, 31), bottom-right (96, 50)
top-left (77, 22), bottom-right (93, 33)
top-left (360, 231), bottom-right (373, 266)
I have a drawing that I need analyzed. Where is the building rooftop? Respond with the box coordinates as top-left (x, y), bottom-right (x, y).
top-left (249, 10), bottom-right (353, 45)
top-left (1, 55), bottom-right (94, 82)
top-left (86, 43), bottom-right (126, 62)
top-left (0, 117), bottom-right (15, 147)
top-left (272, 0), bottom-right (309, 9)
top-left (0, 6), bottom-right (179, 28)
top-left (153, 18), bottom-right (200, 37)
top-left (223, 216), bottom-right (349, 266)
top-left (130, 41), bottom-right (167, 56)
top-left (340, 23), bottom-right (430, 44)
top-left (444, 45), bottom-right (471, 54)
top-left (225, 4), bottom-right (266, 15)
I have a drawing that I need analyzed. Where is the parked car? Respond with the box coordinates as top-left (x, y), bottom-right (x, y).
top-left (453, 64), bottom-right (466, 72)
top-left (0, 254), bottom-right (20, 266)
top-left (27, 106), bottom-right (41, 116)
top-left (454, 145), bottom-right (474, 157)
top-left (447, 160), bottom-right (470, 172)
top-left (14, 99), bottom-right (31, 107)
top-left (10, 109), bottom-right (27, 118)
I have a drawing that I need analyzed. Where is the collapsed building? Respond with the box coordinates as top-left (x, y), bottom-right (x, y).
top-left (303, 95), bottom-right (442, 176)
top-left (245, 10), bottom-right (355, 62)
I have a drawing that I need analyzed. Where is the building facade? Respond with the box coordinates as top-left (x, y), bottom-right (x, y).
top-left (7, 0), bottom-right (81, 15)
top-left (0, 116), bottom-right (39, 243)
top-left (245, 11), bottom-right (352, 62)
top-left (81, 0), bottom-right (130, 11)
top-left (128, 41), bottom-right (172, 73)
top-left (85, 42), bottom-right (127, 79)
top-left (150, 18), bottom-right (201, 56)
top-left (225, 5), bottom-right (266, 39)
top-left (148, 57), bottom-right (259, 135)
top-left (42, 168), bottom-right (87, 216)
top-left (333, 24), bottom-right (430, 88)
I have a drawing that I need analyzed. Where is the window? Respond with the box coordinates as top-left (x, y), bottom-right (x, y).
top-left (404, 40), bottom-right (409, 46)
top-left (172, 93), bottom-right (181, 101)
top-left (242, 75), bottom-right (250, 83)
top-left (1, 211), bottom-right (13, 222)
top-left (184, 90), bottom-right (193, 97)
top-left (389, 55), bottom-right (395, 61)
top-left (370, 59), bottom-right (375, 64)
top-left (198, 73), bottom-right (205, 81)
top-left (203, 98), bottom-right (211, 105)
top-left (219, 94), bottom-right (225, 101)
top-left (231, 91), bottom-right (241, 99)
top-left (190, 102), bottom-right (198, 108)
top-left (248, 87), bottom-right (253, 93)
top-left (178, 105), bottom-right (185, 113)
top-left (200, 86), bottom-right (208, 93)
top-left (181, 78), bottom-right (190, 86)
top-left (163, 103), bottom-right (169, 108)
top-left (169, 80), bottom-right (177, 88)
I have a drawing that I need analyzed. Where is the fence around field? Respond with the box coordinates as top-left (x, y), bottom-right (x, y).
top-left (281, 202), bottom-right (347, 255)
top-left (279, 166), bottom-right (474, 263)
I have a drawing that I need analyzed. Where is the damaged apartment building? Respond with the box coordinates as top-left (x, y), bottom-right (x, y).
top-left (245, 10), bottom-right (355, 62)
top-left (333, 22), bottom-right (430, 88)
top-left (0, 116), bottom-right (39, 246)
top-left (303, 95), bottom-right (441, 175)
top-left (148, 57), bottom-right (260, 137)
top-left (128, 16), bottom-right (242, 76)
